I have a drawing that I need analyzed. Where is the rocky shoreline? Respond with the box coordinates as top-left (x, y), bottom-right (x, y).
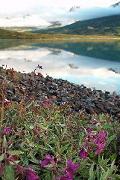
top-left (0, 67), bottom-right (120, 120)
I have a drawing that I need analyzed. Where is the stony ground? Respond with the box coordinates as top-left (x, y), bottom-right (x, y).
top-left (0, 67), bottom-right (120, 120)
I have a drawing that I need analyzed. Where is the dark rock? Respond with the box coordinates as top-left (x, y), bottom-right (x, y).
top-left (0, 75), bottom-right (4, 80)
top-left (1, 68), bottom-right (120, 120)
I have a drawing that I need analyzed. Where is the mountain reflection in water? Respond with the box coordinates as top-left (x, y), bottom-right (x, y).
top-left (0, 40), bottom-right (120, 93)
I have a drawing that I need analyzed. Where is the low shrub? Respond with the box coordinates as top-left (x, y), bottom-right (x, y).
top-left (0, 99), bottom-right (120, 180)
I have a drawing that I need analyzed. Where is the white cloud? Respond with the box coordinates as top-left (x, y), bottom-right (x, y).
top-left (31, 0), bottom-right (120, 9)
top-left (0, 0), bottom-right (119, 27)
top-left (0, 0), bottom-right (118, 14)
top-left (0, 0), bottom-right (35, 14)
top-left (0, 15), bottom-right (50, 27)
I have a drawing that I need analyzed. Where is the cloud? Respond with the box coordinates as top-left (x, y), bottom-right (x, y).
top-left (0, 0), bottom-right (118, 14)
top-left (0, 15), bottom-right (50, 27)
top-left (33, 0), bottom-right (119, 9)
top-left (0, 0), bottom-right (119, 27)
top-left (0, 0), bottom-right (36, 14)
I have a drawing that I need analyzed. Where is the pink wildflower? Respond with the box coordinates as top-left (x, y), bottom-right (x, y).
top-left (79, 148), bottom-right (88, 159)
top-left (94, 130), bottom-right (107, 155)
top-left (95, 142), bottom-right (106, 155)
top-left (26, 168), bottom-right (39, 180)
top-left (3, 127), bottom-right (12, 135)
top-left (94, 130), bottom-right (107, 144)
top-left (60, 175), bottom-right (73, 180)
top-left (66, 160), bottom-right (79, 174)
top-left (40, 154), bottom-right (55, 168)
top-left (80, 129), bottom-right (108, 157)
top-left (60, 160), bottom-right (79, 180)
top-left (86, 128), bottom-right (93, 133)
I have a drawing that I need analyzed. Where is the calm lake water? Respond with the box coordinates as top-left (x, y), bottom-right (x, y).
top-left (0, 40), bottom-right (120, 93)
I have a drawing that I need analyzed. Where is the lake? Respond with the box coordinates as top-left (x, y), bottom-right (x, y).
top-left (0, 40), bottom-right (120, 93)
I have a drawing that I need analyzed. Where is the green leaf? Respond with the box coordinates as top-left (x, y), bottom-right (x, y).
top-left (0, 154), bottom-right (4, 162)
top-left (29, 154), bottom-right (39, 164)
top-left (3, 165), bottom-right (15, 180)
top-left (110, 154), bottom-right (117, 161)
top-left (88, 163), bottom-right (95, 180)
top-left (103, 123), bottom-right (112, 130)
top-left (100, 160), bottom-right (116, 180)
top-left (3, 135), bottom-right (7, 149)
top-left (107, 134), bottom-right (116, 146)
top-left (8, 150), bottom-right (24, 156)
top-left (44, 172), bottom-right (52, 180)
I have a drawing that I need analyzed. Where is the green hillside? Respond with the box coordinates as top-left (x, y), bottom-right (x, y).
top-left (34, 15), bottom-right (120, 36)
top-left (0, 28), bottom-right (35, 39)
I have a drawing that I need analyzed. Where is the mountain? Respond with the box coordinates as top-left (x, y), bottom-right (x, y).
top-left (34, 15), bottom-right (120, 36)
top-left (48, 21), bottom-right (62, 28)
top-left (112, 1), bottom-right (120, 7)
top-left (0, 5), bottom-right (120, 30)
top-left (69, 6), bottom-right (80, 12)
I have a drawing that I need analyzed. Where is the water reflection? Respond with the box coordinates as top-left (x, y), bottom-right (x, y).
top-left (31, 41), bottom-right (120, 62)
top-left (0, 40), bottom-right (120, 92)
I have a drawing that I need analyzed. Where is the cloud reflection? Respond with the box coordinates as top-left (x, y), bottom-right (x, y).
top-left (0, 47), bottom-right (120, 92)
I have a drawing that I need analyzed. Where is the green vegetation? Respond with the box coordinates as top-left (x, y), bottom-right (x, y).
top-left (0, 70), bottom-right (120, 179)
top-left (0, 28), bottom-right (120, 41)
top-left (1, 15), bottom-right (120, 40)
top-left (0, 99), bottom-right (120, 179)
top-left (0, 28), bottom-right (34, 39)
top-left (0, 13), bottom-right (120, 180)
top-left (35, 15), bottom-right (120, 36)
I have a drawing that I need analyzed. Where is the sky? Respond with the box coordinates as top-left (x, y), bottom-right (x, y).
top-left (0, 0), bottom-right (119, 14)
top-left (0, 0), bottom-right (119, 27)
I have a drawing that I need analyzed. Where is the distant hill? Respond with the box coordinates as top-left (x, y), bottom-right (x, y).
top-left (48, 21), bottom-right (62, 28)
top-left (112, 1), bottom-right (120, 7)
top-left (34, 15), bottom-right (120, 36)
top-left (0, 28), bottom-right (35, 39)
